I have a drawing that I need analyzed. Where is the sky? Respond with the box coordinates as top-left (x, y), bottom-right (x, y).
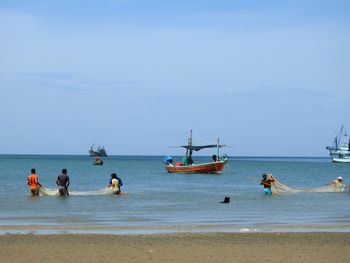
top-left (0, 0), bottom-right (349, 157)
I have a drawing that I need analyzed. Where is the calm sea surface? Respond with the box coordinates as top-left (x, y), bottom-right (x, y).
top-left (0, 155), bottom-right (349, 234)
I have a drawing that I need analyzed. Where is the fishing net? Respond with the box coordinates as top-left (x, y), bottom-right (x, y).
top-left (265, 173), bottom-right (346, 194)
top-left (39, 186), bottom-right (114, 196)
top-left (267, 174), bottom-right (302, 194)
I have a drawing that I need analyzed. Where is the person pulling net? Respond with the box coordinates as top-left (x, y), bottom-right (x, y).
top-left (260, 173), bottom-right (346, 195)
top-left (38, 171), bottom-right (124, 196)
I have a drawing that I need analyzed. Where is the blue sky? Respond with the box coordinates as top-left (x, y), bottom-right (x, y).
top-left (1, 0), bottom-right (349, 156)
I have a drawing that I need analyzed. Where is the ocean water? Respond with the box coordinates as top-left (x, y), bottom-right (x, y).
top-left (0, 155), bottom-right (349, 234)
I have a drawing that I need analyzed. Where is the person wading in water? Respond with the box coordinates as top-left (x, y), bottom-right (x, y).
top-left (56, 168), bottom-right (70, 196)
top-left (27, 168), bottom-right (42, 196)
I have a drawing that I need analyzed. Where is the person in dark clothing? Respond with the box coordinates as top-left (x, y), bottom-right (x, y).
top-left (212, 154), bottom-right (219, 162)
top-left (220, 196), bottom-right (230, 203)
top-left (56, 168), bottom-right (70, 196)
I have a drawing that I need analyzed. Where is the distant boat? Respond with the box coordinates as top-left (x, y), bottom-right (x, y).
top-left (89, 144), bottom-right (107, 157)
top-left (163, 130), bottom-right (228, 174)
top-left (326, 126), bottom-right (350, 163)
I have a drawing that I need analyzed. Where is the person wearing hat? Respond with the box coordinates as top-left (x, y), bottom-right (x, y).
top-left (328, 176), bottom-right (346, 192)
top-left (334, 176), bottom-right (344, 184)
top-left (260, 173), bottom-right (275, 195)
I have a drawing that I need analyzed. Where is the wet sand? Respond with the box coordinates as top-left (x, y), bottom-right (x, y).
top-left (1, 232), bottom-right (350, 263)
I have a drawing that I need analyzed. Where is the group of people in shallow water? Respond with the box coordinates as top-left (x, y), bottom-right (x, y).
top-left (27, 168), bottom-right (123, 196)
top-left (27, 167), bottom-right (346, 197)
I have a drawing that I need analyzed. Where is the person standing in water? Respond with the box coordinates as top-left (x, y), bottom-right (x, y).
top-left (329, 176), bottom-right (345, 192)
top-left (56, 168), bottom-right (70, 196)
top-left (27, 168), bottom-right (42, 196)
top-left (332, 176), bottom-right (345, 186)
top-left (108, 173), bottom-right (122, 195)
top-left (260, 173), bottom-right (275, 195)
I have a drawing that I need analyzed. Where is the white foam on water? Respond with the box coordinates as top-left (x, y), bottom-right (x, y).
top-left (39, 187), bottom-right (114, 196)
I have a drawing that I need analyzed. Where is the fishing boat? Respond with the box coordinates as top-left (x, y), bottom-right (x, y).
top-left (163, 130), bottom-right (228, 174)
top-left (326, 126), bottom-right (350, 163)
top-left (89, 144), bottom-right (107, 157)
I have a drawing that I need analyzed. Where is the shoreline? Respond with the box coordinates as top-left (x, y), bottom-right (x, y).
top-left (2, 223), bottom-right (350, 235)
top-left (1, 232), bottom-right (349, 263)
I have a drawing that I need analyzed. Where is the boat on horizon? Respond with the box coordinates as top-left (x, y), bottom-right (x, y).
top-left (163, 130), bottom-right (228, 174)
top-left (89, 144), bottom-right (107, 157)
top-left (326, 126), bottom-right (350, 163)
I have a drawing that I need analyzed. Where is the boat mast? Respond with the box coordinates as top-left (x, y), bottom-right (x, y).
top-left (216, 136), bottom-right (220, 159)
top-left (337, 125), bottom-right (344, 149)
top-left (186, 129), bottom-right (193, 158)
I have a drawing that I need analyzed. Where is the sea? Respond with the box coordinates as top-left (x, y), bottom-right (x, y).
top-left (0, 155), bottom-right (349, 235)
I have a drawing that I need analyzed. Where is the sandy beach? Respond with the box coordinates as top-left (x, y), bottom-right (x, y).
top-left (1, 232), bottom-right (350, 263)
